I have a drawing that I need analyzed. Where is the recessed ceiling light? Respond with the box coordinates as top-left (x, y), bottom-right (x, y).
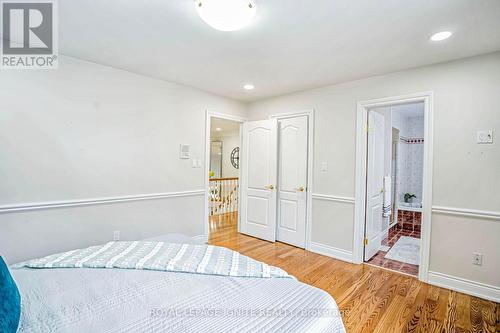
top-left (215, 127), bottom-right (222, 131)
top-left (243, 84), bottom-right (255, 90)
top-left (196, 0), bottom-right (257, 32)
top-left (430, 31), bottom-right (452, 42)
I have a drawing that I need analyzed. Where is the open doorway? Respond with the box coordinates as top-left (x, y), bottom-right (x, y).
top-left (363, 102), bottom-right (425, 277)
top-left (205, 114), bottom-right (244, 241)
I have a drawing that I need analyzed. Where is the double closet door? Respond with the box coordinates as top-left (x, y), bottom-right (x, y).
top-left (240, 115), bottom-right (309, 248)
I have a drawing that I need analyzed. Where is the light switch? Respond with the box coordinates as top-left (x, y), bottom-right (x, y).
top-left (477, 130), bottom-right (493, 144)
top-left (321, 161), bottom-right (328, 171)
top-left (192, 158), bottom-right (197, 168)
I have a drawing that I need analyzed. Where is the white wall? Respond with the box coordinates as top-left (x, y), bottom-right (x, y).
top-left (248, 52), bottom-right (500, 288)
top-left (212, 132), bottom-right (240, 178)
top-left (0, 55), bottom-right (246, 263)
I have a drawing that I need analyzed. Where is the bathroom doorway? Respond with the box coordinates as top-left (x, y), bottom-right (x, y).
top-left (364, 102), bottom-right (425, 276)
top-left (353, 92), bottom-right (433, 281)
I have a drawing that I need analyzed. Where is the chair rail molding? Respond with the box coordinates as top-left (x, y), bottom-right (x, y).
top-left (0, 189), bottom-right (206, 214)
top-left (312, 193), bottom-right (355, 204)
top-left (432, 206), bottom-right (500, 220)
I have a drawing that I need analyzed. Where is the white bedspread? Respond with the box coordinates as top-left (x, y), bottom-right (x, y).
top-left (12, 267), bottom-right (346, 332)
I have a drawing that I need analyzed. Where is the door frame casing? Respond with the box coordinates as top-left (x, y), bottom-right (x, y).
top-left (353, 92), bottom-right (434, 283)
top-left (204, 110), bottom-right (247, 241)
top-left (269, 109), bottom-right (314, 250)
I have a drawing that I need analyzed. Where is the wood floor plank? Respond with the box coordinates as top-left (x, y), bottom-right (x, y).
top-left (456, 292), bottom-right (472, 332)
top-left (470, 297), bottom-right (484, 333)
top-left (480, 298), bottom-right (497, 333)
top-left (208, 213), bottom-right (499, 333)
top-left (443, 291), bottom-right (458, 333)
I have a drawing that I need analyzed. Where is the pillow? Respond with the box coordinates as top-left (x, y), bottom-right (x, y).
top-left (0, 256), bottom-right (21, 333)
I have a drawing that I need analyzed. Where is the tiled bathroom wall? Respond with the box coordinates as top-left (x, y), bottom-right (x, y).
top-left (406, 115), bottom-right (424, 202)
top-left (392, 108), bottom-right (424, 205)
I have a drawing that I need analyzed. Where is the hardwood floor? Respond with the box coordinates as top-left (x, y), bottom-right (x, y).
top-left (208, 212), bottom-right (499, 333)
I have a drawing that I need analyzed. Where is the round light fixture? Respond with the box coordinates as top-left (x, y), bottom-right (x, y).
top-left (215, 127), bottom-right (222, 131)
top-left (243, 84), bottom-right (255, 90)
top-left (196, 0), bottom-right (256, 32)
top-left (430, 31), bottom-right (452, 42)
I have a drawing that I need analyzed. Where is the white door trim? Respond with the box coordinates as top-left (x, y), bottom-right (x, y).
top-left (353, 92), bottom-right (434, 283)
top-left (204, 110), bottom-right (247, 241)
top-left (269, 109), bottom-right (314, 251)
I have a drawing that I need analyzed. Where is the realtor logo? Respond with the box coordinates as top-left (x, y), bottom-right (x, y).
top-left (1, 0), bottom-right (58, 69)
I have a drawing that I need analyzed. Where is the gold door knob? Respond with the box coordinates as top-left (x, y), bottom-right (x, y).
top-left (265, 185), bottom-right (275, 190)
top-left (295, 186), bottom-right (305, 192)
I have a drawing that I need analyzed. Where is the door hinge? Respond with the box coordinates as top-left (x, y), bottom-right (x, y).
top-left (364, 238), bottom-right (368, 245)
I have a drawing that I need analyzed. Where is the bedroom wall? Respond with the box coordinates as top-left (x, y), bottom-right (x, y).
top-left (0, 55), bottom-right (246, 263)
top-left (247, 52), bottom-right (500, 291)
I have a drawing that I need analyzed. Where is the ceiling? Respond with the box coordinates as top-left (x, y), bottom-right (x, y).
top-left (58, 0), bottom-right (500, 101)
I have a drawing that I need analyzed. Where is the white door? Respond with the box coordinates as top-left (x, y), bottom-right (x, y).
top-left (240, 119), bottom-right (278, 242)
top-left (364, 111), bottom-right (385, 261)
top-left (276, 116), bottom-right (308, 248)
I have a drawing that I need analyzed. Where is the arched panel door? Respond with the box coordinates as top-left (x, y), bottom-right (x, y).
top-left (276, 116), bottom-right (308, 248)
top-left (240, 119), bottom-right (278, 242)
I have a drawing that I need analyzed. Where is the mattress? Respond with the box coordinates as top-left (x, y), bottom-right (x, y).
top-left (12, 265), bottom-right (345, 332)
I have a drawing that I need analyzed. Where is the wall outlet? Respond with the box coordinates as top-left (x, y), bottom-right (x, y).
top-left (472, 252), bottom-right (483, 266)
top-left (113, 230), bottom-right (121, 241)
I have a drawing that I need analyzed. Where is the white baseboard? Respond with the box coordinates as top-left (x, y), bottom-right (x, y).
top-left (428, 271), bottom-right (500, 302)
top-left (309, 242), bottom-right (353, 263)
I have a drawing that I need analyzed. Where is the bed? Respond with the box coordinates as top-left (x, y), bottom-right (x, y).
top-left (10, 238), bottom-right (346, 333)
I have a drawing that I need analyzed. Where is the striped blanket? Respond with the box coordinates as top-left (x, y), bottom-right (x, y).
top-left (16, 241), bottom-right (293, 279)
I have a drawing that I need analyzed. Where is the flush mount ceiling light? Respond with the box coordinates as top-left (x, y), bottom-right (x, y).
top-left (196, 0), bottom-right (256, 32)
top-left (430, 31), bottom-right (452, 42)
top-left (243, 84), bottom-right (255, 90)
top-left (215, 127), bottom-right (222, 131)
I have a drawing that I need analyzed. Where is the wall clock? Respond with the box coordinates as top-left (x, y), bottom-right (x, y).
top-left (230, 147), bottom-right (240, 169)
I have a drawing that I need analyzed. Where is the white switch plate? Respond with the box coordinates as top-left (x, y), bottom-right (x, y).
top-left (320, 161), bottom-right (328, 171)
top-left (113, 230), bottom-right (120, 241)
top-left (477, 130), bottom-right (493, 144)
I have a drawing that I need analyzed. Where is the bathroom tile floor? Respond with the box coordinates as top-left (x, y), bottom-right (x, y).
top-left (366, 226), bottom-right (420, 276)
